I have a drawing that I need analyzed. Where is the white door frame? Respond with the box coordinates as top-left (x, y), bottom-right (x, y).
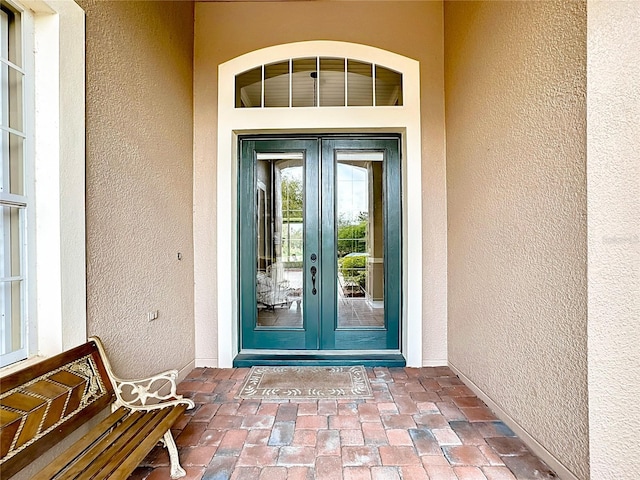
top-left (200, 41), bottom-right (423, 367)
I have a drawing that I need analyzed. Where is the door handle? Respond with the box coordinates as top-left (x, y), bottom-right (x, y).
top-left (310, 266), bottom-right (317, 295)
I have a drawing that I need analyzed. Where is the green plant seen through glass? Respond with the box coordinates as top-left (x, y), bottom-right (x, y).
top-left (338, 212), bottom-right (368, 288)
top-left (337, 220), bottom-right (367, 257)
top-left (340, 254), bottom-right (367, 288)
top-left (281, 175), bottom-right (303, 221)
top-left (281, 175), bottom-right (304, 262)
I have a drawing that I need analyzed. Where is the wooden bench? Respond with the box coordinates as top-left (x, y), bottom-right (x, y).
top-left (0, 337), bottom-right (194, 479)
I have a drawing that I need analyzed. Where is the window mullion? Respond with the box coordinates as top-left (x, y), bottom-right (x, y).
top-left (0, 125), bottom-right (26, 137)
top-left (0, 56), bottom-right (25, 75)
top-left (0, 193), bottom-right (27, 207)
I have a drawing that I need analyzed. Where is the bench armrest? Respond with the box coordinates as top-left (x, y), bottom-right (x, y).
top-left (89, 336), bottom-right (195, 411)
top-left (112, 370), bottom-right (195, 410)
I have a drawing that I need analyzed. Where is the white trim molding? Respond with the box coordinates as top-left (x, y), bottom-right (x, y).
top-left (196, 40), bottom-right (423, 367)
top-left (32, 0), bottom-right (86, 356)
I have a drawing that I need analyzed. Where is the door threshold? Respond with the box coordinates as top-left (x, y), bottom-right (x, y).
top-left (233, 351), bottom-right (406, 367)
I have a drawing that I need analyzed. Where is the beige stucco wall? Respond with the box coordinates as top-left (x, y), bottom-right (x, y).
top-left (77, 0), bottom-right (196, 378)
top-left (194, 1), bottom-right (447, 365)
top-left (587, 1), bottom-right (640, 478)
top-left (445, 1), bottom-right (588, 478)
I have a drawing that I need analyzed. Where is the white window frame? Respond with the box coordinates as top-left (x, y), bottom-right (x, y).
top-left (0, 0), bottom-right (85, 370)
top-left (1, 0), bottom-right (32, 367)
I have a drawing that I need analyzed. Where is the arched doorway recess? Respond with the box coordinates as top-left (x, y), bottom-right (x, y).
top-left (207, 41), bottom-right (423, 367)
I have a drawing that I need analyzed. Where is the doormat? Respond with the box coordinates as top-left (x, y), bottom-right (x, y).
top-left (236, 366), bottom-right (373, 400)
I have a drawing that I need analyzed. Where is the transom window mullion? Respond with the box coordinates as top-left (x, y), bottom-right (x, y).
top-left (372, 64), bottom-right (377, 107)
top-left (344, 57), bottom-right (348, 107)
top-left (260, 64), bottom-right (264, 108)
top-left (315, 56), bottom-right (319, 107)
top-left (289, 58), bottom-right (292, 108)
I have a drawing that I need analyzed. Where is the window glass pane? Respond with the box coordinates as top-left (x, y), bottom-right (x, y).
top-left (292, 58), bottom-right (317, 107)
top-left (264, 61), bottom-right (289, 108)
top-left (1, 131), bottom-right (23, 195)
top-left (347, 60), bottom-right (373, 106)
top-left (1, 206), bottom-right (23, 357)
top-left (375, 65), bottom-right (403, 106)
top-left (1, 205), bottom-right (21, 276)
top-left (0, 279), bottom-right (23, 357)
top-left (9, 131), bottom-right (23, 195)
top-left (1, 9), bottom-right (23, 132)
top-left (235, 67), bottom-right (262, 108)
top-left (1, 7), bottom-right (24, 197)
top-left (1, 65), bottom-right (23, 132)
top-left (0, 5), bottom-right (21, 68)
top-left (0, 9), bottom-right (7, 63)
top-left (319, 57), bottom-right (345, 107)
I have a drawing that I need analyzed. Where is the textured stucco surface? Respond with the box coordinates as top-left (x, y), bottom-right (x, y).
top-left (77, 0), bottom-right (195, 377)
top-left (194, 1), bottom-right (447, 365)
top-left (587, 1), bottom-right (640, 478)
top-left (445, 2), bottom-right (588, 478)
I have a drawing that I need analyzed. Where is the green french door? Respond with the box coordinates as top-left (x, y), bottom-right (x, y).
top-left (238, 136), bottom-right (402, 360)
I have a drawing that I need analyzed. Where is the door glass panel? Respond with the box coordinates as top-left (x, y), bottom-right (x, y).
top-left (256, 153), bottom-right (304, 328)
top-left (335, 151), bottom-right (385, 328)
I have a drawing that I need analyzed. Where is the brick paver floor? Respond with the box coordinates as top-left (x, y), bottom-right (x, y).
top-left (130, 367), bottom-right (558, 480)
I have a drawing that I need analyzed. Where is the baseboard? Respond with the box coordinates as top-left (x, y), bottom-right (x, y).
top-left (195, 358), bottom-right (218, 368)
top-left (177, 359), bottom-right (196, 383)
top-left (422, 359), bottom-right (448, 367)
top-left (448, 362), bottom-right (580, 480)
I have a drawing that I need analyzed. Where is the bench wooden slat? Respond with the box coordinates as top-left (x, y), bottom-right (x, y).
top-left (50, 410), bottom-right (148, 479)
top-left (73, 409), bottom-right (169, 480)
top-left (99, 404), bottom-right (188, 480)
top-left (31, 407), bottom-right (130, 480)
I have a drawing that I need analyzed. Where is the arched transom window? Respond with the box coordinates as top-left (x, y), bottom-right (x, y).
top-left (235, 57), bottom-right (403, 108)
